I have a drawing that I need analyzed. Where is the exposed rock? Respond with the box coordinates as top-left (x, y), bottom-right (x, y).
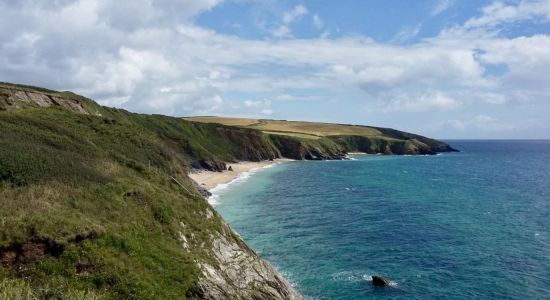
top-left (192, 160), bottom-right (227, 172)
top-left (23, 91), bottom-right (54, 107)
top-left (51, 96), bottom-right (88, 114)
top-left (228, 166), bottom-right (234, 171)
top-left (1, 84), bottom-right (92, 115)
top-left (197, 222), bottom-right (303, 300)
top-left (190, 178), bottom-right (212, 197)
top-left (371, 275), bottom-right (391, 287)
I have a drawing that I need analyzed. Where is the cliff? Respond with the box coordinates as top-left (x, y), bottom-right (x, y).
top-left (0, 82), bottom-right (455, 299)
top-left (184, 117), bottom-right (457, 161)
top-left (0, 83), bottom-right (301, 299)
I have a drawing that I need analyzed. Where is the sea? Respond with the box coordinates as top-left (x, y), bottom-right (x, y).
top-left (211, 140), bottom-right (550, 299)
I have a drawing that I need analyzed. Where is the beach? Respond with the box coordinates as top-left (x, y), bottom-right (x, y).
top-left (189, 159), bottom-right (292, 190)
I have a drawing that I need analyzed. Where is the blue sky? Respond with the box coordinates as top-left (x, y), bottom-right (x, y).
top-left (1, 0), bottom-right (550, 138)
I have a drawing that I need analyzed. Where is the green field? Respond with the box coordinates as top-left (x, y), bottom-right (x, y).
top-left (184, 117), bottom-right (383, 138)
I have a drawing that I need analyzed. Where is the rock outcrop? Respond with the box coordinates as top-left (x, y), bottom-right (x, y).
top-left (192, 159), bottom-right (227, 172)
top-left (0, 81), bottom-right (456, 299)
top-left (0, 82), bottom-right (102, 116)
top-left (196, 222), bottom-right (303, 300)
top-left (371, 275), bottom-right (391, 287)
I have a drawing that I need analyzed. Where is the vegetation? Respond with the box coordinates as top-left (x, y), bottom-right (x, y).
top-left (0, 106), bottom-right (226, 299)
top-left (0, 83), bottom-right (283, 299)
top-left (184, 117), bottom-right (382, 137)
top-left (0, 82), bottom-right (455, 298)
top-left (184, 117), bottom-right (457, 155)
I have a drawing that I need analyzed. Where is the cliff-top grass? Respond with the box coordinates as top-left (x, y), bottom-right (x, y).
top-left (184, 116), bottom-right (383, 138)
top-left (1, 83), bottom-right (454, 298)
top-left (0, 106), bottom-right (228, 299)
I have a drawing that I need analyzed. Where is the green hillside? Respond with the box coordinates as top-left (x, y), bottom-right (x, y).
top-left (185, 117), bottom-right (457, 157)
top-left (0, 83), bottom-right (301, 299)
top-left (0, 82), bottom-right (455, 299)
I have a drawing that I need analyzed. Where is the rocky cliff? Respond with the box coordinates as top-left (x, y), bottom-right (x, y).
top-left (0, 82), bottom-right (301, 299)
top-left (0, 82), bottom-right (455, 299)
top-left (194, 221), bottom-right (302, 300)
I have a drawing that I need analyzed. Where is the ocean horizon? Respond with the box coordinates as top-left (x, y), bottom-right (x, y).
top-left (211, 140), bottom-right (550, 299)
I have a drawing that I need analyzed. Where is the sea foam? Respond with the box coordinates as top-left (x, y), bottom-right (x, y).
top-left (208, 161), bottom-right (284, 205)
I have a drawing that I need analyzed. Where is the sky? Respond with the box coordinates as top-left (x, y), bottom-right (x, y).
top-left (1, 0), bottom-right (550, 139)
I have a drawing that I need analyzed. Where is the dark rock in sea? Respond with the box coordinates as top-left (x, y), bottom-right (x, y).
top-left (371, 275), bottom-right (391, 287)
top-left (228, 166), bottom-right (233, 171)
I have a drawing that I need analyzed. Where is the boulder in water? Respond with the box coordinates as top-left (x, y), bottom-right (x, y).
top-left (371, 275), bottom-right (391, 287)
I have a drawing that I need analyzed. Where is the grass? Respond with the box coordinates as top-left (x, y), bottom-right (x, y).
top-left (0, 83), bottom-right (455, 298)
top-left (183, 116), bottom-right (260, 127)
top-left (0, 278), bottom-right (105, 300)
top-left (184, 117), bottom-right (383, 137)
top-left (262, 131), bottom-right (320, 139)
top-left (184, 116), bottom-right (455, 155)
top-left (0, 105), bottom-right (276, 299)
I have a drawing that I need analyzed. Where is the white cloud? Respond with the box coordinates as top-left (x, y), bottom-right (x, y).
top-left (470, 114), bottom-right (519, 131)
top-left (283, 5), bottom-right (308, 24)
top-left (446, 113), bottom-right (540, 134)
top-left (313, 14), bottom-right (323, 29)
top-left (0, 0), bottom-right (549, 127)
top-left (272, 25), bottom-right (292, 38)
top-left (449, 119), bottom-right (466, 130)
top-left (431, 0), bottom-right (455, 16)
top-left (463, 0), bottom-right (550, 29)
top-left (377, 91), bottom-right (462, 112)
top-left (244, 100), bottom-right (270, 108)
top-left (392, 23), bottom-right (422, 43)
top-left (272, 4), bottom-right (309, 38)
top-left (261, 108), bottom-right (273, 115)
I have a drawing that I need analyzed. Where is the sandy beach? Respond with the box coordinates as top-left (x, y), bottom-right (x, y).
top-left (189, 159), bottom-right (292, 190)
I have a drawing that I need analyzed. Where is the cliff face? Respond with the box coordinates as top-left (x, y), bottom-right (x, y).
top-left (0, 83), bottom-right (301, 299)
top-left (0, 82), bottom-right (456, 298)
top-left (184, 117), bottom-right (457, 159)
top-left (330, 135), bottom-right (454, 155)
top-left (0, 82), bottom-right (103, 116)
top-left (195, 222), bottom-right (302, 300)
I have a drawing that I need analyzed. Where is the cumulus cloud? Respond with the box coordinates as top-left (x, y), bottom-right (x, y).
top-left (0, 0), bottom-right (549, 126)
top-left (463, 0), bottom-right (550, 29)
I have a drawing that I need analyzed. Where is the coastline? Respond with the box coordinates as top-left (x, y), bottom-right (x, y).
top-left (190, 158), bottom-right (303, 299)
top-left (189, 158), bottom-right (293, 191)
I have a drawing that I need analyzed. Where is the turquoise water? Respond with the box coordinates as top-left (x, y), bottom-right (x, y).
top-left (214, 141), bottom-right (550, 299)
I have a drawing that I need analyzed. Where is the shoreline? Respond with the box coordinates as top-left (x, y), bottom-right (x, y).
top-left (347, 152), bottom-right (368, 155)
top-left (188, 158), bottom-right (293, 191)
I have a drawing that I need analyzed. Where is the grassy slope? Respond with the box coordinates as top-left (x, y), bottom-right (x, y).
top-left (0, 107), bottom-right (230, 299)
top-left (185, 117), bottom-right (457, 155)
top-left (0, 85), bottom-right (284, 299)
top-left (0, 83), bottom-right (455, 298)
top-left (183, 117), bottom-right (382, 137)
